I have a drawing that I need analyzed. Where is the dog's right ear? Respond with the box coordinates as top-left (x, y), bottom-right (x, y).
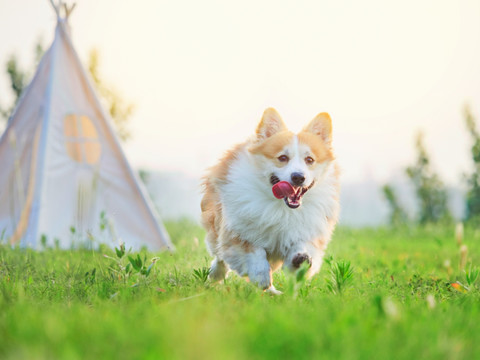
top-left (255, 108), bottom-right (287, 140)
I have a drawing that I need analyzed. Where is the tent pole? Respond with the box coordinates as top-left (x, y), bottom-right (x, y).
top-left (48, 0), bottom-right (60, 19)
top-left (49, 0), bottom-right (76, 20)
top-left (63, 3), bottom-right (76, 20)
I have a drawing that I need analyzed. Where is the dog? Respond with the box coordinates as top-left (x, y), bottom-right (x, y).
top-left (201, 108), bottom-right (340, 294)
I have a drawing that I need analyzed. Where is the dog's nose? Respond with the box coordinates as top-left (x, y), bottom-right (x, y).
top-left (291, 172), bottom-right (305, 186)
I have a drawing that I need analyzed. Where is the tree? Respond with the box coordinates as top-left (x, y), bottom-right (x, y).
top-left (1, 43), bottom-right (133, 141)
top-left (0, 55), bottom-right (24, 121)
top-left (138, 168), bottom-right (151, 185)
top-left (463, 105), bottom-right (480, 222)
top-left (405, 132), bottom-right (451, 224)
top-left (87, 49), bottom-right (133, 141)
top-left (0, 40), bottom-right (44, 123)
top-left (382, 184), bottom-right (408, 227)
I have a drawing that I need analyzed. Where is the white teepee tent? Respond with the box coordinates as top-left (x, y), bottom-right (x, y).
top-left (0, 3), bottom-right (172, 250)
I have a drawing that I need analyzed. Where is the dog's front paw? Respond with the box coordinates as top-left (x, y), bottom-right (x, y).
top-left (248, 270), bottom-right (272, 290)
top-left (209, 258), bottom-right (228, 282)
top-left (265, 285), bottom-right (283, 295)
top-left (292, 253), bottom-right (312, 269)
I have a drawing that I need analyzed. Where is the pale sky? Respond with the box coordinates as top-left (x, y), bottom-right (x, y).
top-left (1, 0), bottom-right (480, 185)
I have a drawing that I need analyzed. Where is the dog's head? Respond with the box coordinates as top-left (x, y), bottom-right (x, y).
top-left (249, 108), bottom-right (335, 209)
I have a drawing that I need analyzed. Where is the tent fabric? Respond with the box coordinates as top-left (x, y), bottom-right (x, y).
top-left (0, 19), bottom-right (172, 251)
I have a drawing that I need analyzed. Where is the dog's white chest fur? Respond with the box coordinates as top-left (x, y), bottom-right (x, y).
top-left (220, 149), bottom-right (339, 257)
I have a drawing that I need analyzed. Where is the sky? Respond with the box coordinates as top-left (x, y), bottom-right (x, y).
top-left (1, 0), bottom-right (480, 186)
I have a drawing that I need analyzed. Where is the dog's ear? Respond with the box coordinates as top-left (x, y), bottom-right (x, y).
top-left (303, 112), bottom-right (332, 145)
top-left (255, 108), bottom-right (287, 140)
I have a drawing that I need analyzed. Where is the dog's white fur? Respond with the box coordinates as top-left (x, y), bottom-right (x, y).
top-left (201, 108), bottom-right (340, 293)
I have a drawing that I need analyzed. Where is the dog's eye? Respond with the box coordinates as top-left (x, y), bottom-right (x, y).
top-left (305, 156), bottom-right (315, 165)
top-left (278, 155), bottom-right (289, 162)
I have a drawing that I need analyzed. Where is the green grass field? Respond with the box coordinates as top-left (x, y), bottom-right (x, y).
top-left (1, 221), bottom-right (480, 360)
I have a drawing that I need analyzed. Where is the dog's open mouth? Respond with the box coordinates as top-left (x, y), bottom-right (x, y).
top-left (271, 176), bottom-right (315, 209)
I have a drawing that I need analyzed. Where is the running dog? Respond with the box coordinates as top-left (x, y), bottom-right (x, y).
top-left (201, 108), bottom-right (340, 293)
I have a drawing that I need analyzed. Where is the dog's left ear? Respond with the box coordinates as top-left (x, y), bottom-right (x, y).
top-left (303, 112), bottom-right (332, 145)
top-left (256, 108), bottom-right (287, 140)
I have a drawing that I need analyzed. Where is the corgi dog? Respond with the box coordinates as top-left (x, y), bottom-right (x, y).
top-left (201, 108), bottom-right (340, 294)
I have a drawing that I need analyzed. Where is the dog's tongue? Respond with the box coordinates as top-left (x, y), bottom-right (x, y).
top-left (272, 181), bottom-right (296, 199)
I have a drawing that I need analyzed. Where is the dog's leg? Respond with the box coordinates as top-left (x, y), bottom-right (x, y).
top-left (246, 247), bottom-right (272, 289)
top-left (222, 245), bottom-right (272, 290)
top-left (209, 257), bottom-right (229, 282)
top-left (284, 239), bottom-right (327, 277)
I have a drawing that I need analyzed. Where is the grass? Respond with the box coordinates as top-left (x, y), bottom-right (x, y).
top-left (1, 220), bottom-right (480, 359)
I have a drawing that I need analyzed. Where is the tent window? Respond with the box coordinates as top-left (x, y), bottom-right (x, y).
top-left (64, 114), bottom-right (101, 165)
